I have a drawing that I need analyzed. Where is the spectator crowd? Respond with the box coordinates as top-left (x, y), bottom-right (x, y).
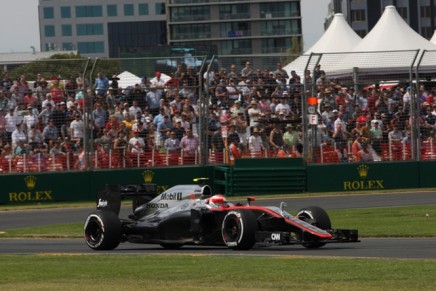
top-left (0, 61), bottom-right (435, 172)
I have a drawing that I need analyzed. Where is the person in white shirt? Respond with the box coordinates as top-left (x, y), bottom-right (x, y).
top-left (70, 113), bottom-right (85, 144)
top-left (128, 130), bottom-right (146, 153)
top-left (11, 124), bottom-right (27, 148)
top-left (248, 127), bottom-right (264, 157)
top-left (23, 105), bottom-right (38, 132)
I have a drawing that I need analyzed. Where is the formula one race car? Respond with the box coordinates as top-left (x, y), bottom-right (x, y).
top-left (84, 178), bottom-right (359, 250)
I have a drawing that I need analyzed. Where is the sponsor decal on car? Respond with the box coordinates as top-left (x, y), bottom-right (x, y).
top-left (146, 203), bottom-right (169, 209)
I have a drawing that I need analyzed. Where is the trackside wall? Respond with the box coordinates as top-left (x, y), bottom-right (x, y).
top-left (0, 166), bottom-right (213, 204)
top-left (1, 161), bottom-right (436, 204)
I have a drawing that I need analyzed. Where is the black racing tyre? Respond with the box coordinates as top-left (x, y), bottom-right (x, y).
top-left (221, 210), bottom-right (258, 250)
top-left (297, 206), bottom-right (331, 249)
top-left (84, 210), bottom-right (122, 250)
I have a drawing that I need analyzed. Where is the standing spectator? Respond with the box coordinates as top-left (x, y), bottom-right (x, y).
top-left (5, 108), bottom-right (19, 143)
top-left (27, 125), bottom-right (44, 150)
top-left (92, 102), bottom-right (107, 137)
top-left (113, 130), bottom-right (129, 168)
top-left (283, 124), bottom-right (299, 148)
top-left (146, 85), bottom-right (162, 116)
top-left (23, 105), bottom-right (39, 132)
top-left (0, 112), bottom-right (6, 146)
top-left (157, 115), bottom-right (173, 147)
top-left (70, 113), bottom-right (85, 146)
top-left (248, 127), bottom-right (264, 157)
top-left (42, 119), bottom-right (59, 144)
top-left (356, 142), bottom-right (374, 162)
top-left (180, 128), bottom-right (199, 164)
top-left (128, 129), bottom-right (146, 153)
top-left (11, 123), bottom-right (27, 148)
top-left (164, 131), bottom-right (180, 153)
top-left (50, 103), bottom-right (67, 134)
top-left (1, 72), bottom-right (13, 91)
top-left (241, 61), bottom-right (254, 78)
top-left (269, 123), bottom-right (284, 152)
top-left (42, 93), bottom-right (56, 109)
top-left (228, 138), bottom-right (241, 165)
top-left (95, 72), bottom-right (109, 97)
top-left (370, 121), bottom-right (383, 154)
top-left (38, 103), bottom-right (53, 127)
top-left (0, 90), bottom-right (9, 116)
top-left (49, 77), bottom-right (65, 104)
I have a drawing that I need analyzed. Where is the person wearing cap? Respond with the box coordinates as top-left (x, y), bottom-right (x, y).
top-left (283, 124), bottom-right (299, 148)
top-left (274, 98), bottom-right (291, 117)
top-left (146, 84), bottom-right (162, 116)
top-left (247, 100), bottom-right (260, 129)
top-left (42, 118), bottom-right (59, 145)
top-left (149, 71), bottom-right (166, 91)
top-left (370, 120), bottom-right (383, 154)
top-left (49, 77), bottom-right (65, 104)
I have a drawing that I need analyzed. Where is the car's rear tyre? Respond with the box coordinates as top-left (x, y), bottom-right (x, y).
top-left (221, 210), bottom-right (258, 250)
top-left (84, 210), bottom-right (121, 250)
top-left (297, 206), bottom-right (331, 249)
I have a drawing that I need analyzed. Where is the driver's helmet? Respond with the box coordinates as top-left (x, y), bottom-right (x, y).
top-left (206, 194), bottom-right (227, 207)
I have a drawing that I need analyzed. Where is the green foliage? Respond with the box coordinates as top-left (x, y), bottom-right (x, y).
top-left (7, 53), bottom-right (120, 82)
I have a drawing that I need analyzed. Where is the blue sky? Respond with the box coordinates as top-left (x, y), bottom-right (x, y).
top-left (0, 0), bottom-right (327, 53)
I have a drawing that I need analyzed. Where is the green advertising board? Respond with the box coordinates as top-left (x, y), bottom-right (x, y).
top-left (306, 162), bottom-right (421, 192)
top-left (0, 166), bottom-right (213, 204)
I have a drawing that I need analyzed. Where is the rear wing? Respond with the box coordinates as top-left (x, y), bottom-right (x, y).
top-left (96, 183), bottom-right (158, 215)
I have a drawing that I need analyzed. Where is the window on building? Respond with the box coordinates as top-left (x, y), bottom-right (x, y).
top-left (171, 6), bottom-right (210, 22)
top-left (260, 20), bottom-right (300, 36)
top-left (172, 24), bottom-right (211, 39)
top-left (43, 7), bottom-right (54, 19)
top-left (220, 39), bottom-right (252, 55)
top-left (77, 24), bottom-right (104, 36)
top-left (62, 43), bottom-right (75, 51)
top-left (76, 6), bottom-right (103, 17)
top-left (156, 3), bottom-right (166, 15)
top-left (61, 25), bottom-right (72, 36)
top-left (139, 3), bottom-right (149, 15)
top-left (261, 37), bottom-right (292, 54)
top-left (60, 6), bottom-right (71, 18)
top-left (259, 2), bottom-right (300, 18)
top-left (220, 22), bottom-right (251, 38)
top-left (351, 9), bottom-right (366, 22)
top-left (78, 41), bottom-right (105, 54)
top-left (124, 4), bottom-right (134, 16)
top-left (219, 4), bottom-right (249, 20)
top-left (421, 26), bottom-right (433, 39)
top-left (44, 25), bottom-right (55, 37)
top-left (397, 7), bottom-right (408, 20)
top-left (421, 6), bottom-right (431, 18)
top-left (107, 5), bottom-right (117, 17)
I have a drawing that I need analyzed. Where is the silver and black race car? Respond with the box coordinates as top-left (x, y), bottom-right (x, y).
top-left (84, 178), bottom-right (359, 250)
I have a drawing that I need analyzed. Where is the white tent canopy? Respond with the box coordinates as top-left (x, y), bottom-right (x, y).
top-left (430, 30), bottom-right (436, 45)
top-left (352, 6), bottom-right (436, 52)
top-left (115, 71), bottom-right (142, 88)
top-left (325, 6), bottom-right (436, 76)
top-left (283, 13), bottom-right (362, 77)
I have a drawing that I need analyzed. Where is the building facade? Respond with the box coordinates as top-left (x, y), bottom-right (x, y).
top-left (166, 0), bottom-right (302, 56)
top-left (326, 0), bottom-right (436, 39)
top-left (39, 0), bottom-right (167, 58)
top-left (39, 0), bottom-right (302, 58)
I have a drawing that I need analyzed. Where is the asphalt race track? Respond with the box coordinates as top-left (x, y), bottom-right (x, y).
top-left (1, 191), bottom-right (436, 259)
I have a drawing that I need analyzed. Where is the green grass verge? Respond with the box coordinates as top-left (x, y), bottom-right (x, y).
top-left (1, 205), bottom-right (436, 238)
top-left (0, 255), bottom-right (436, 290)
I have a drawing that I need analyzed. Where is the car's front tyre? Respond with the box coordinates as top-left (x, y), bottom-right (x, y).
top-left (297, 206), bottom-right (331, 249)
top-left (221, 210), bottom-right (258, 250)
top-left (84, 210), bottom-right (121, 250)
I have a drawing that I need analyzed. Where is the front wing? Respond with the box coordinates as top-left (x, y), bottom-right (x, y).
top-left (255, 229), bottom-right (359, 246)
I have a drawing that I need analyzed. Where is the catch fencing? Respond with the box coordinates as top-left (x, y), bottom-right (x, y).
top-left (1, 50), bottom-right (436, 174)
